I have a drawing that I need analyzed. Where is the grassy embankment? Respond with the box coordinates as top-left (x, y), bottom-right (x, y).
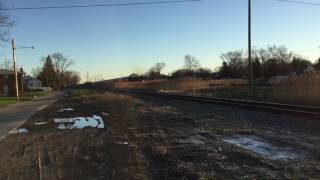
top-left (112, 73), bottom-right (320, 106)
top-left (0, 91), bottom-right (49, 107)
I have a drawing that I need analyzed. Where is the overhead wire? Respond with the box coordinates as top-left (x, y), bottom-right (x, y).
top-left (275, 0), bottom-right (320, 6)
top-left (0, 0), bottom-right (204, 11)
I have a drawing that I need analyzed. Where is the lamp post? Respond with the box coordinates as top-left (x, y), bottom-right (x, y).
top-left (12, 38), bottom-right (34, 101)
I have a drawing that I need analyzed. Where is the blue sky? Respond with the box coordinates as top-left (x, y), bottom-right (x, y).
top-left (2, 0), bottom-right (320, 81)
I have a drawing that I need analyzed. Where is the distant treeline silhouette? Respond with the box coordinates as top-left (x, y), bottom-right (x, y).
top-left (128, 45), bottom-right (320, 81)
top-left (219, 45), bottom-right (319, 80)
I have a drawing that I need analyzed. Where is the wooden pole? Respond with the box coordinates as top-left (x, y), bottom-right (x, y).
top-left (12, 39), bottom-right (19, 101)
top-left (248, 0), bottom-right (253, 94)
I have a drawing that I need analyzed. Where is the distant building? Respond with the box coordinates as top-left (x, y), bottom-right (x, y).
top-left (0, 69), bottom-right (23, 96)
top-left (23, 75), bottom-right (43, 91)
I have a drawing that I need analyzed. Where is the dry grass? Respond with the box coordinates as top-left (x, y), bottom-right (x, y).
top-left (69, 89), bottom-right (139, 105)
top-left (151, 143), bottom-right (168, 157)
top-left (113, 78), bottom-right (247, 93)
top-left (80, 92), bottom-right (135, 104)
top-left (112, 74), bottom-right (320, 106)
top-left (268, 73), bottom-right (320, 105)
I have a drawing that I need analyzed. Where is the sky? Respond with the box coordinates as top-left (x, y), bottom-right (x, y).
top-left (1, 0), bottom-right (320, 81)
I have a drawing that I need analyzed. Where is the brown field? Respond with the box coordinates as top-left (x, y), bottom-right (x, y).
top-left (113, 78), bottom-right (247, 92)
top-left (267, 73), bottom-right (320, 106)
top-left (112, 74), bottom-right (320, 106)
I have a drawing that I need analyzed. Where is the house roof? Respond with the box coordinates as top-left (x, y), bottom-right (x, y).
top-left (0, 69), bottom-right (22, 75)
top-left (24, 75), bottom-right (35, 81)
top-left (24, 75), bottom-right (42, 83)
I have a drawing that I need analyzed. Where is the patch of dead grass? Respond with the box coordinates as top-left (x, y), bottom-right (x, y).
top-left (79, 92), bottom-right (143, 107)
top-left (113, 78), bottom-right (247, 92)
top-left (269, 73), bottom-right (320, 105)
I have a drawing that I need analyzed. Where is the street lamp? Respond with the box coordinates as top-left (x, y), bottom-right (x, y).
top-left (12, 38), bottom-right (35, 101)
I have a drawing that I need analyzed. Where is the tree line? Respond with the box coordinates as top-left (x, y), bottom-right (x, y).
top-left (219, 45), bottom-right (318, 80)
top-left (128, 45), bottom-right (320, 81)
top-left (32, 53), bottom-right (80, 90)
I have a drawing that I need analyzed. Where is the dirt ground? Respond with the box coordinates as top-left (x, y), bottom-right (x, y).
top-left (0, 89), bottom-right (320, 179)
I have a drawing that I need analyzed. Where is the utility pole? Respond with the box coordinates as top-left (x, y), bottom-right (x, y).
top-left (248, 0), bottom-right (253, 95)
top-left (20, 68), bottom-right (25, 94)
top-left (12, 38), bottom-right (20, 101)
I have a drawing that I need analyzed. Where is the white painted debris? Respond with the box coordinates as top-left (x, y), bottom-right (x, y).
top-left (93, 115), bottom-right (105, 128)
top-left (34, 122), bottom-right (48, 125)
top-left (57, 123), bottom-right (66, 130)
top-left (223, 135), bottom-right (299, 161)
top-left (57, 108), bottom-right (75, 112)
top-left (54, 115), bottom-right (105, 130)
top-left (9, 128), bottom-right (29, 134)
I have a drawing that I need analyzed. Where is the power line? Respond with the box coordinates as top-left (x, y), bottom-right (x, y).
top-left (275, 0), bottom-right (320, 6)
top-left (0, 0), bottom-right (204, 11)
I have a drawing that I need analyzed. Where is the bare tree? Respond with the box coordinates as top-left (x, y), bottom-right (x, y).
top-left (149, 62), bottom-right (166, 73)
top-left (147, 62), bottom-right (166, 79)
top-left (220, 50), bottom-right (244, 68)
top-left (257, 48), bottom-right (270, 79)
top-left (267, 45), bottom-right (278, 60)
top-left (63, 71), bottom-right (81, 86)
top-left (31, 67), bottom-right (42, 78)
top-left (51, 53), bottom-right (73, 76)
top-left (0, 2), bottom-right (13, 42)
top-left (184, 55), bottom-right (200, 70)
top-left (51, 53), bottom-right (74, 89)
top-left (276, 46), bottom-right (292, 63)
top-left (267, 45), bottom-right (292, 63)
top-left (220, 50), bottom-right (245, 78)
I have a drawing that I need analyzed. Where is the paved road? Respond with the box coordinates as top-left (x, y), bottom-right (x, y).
top-left (0, 92), bottom-right (63, 140)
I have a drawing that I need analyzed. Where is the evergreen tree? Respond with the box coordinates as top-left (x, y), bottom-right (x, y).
top-left (38, 55), bottom-right (56, 88)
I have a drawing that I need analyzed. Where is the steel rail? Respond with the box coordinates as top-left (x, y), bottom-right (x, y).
top-left (142, 92), bottom-right (320, 117)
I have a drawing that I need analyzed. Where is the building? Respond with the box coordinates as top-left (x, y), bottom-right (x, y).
top-left (0, 69), bottom-right (23, 96)
top-left (23, 75), bottom-right (42, 91)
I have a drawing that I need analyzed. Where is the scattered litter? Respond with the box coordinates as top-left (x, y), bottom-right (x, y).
top-left (116, 141), bottom-right (129, 145)
top-left (57, 108), bottom-right (75, 112)
top-left (9, 128), bottom-right (29, 134)
top-left (223, 135), bottom-right (299, 161)
top-left (34, 122), bottom-right (48, 125)
top-left (102, 112), bottom-right (110, 116)
top-left (54, 115), bottom-right (105, 130)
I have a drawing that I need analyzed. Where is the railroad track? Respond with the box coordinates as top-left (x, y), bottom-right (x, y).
top-left (142, 92), bottom-right (320, 117)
